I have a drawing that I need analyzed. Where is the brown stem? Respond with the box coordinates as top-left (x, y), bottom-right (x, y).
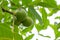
top-left (1, 7), bottom-right (14, 15)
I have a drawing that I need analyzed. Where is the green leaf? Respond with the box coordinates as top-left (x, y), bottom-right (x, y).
top-left (56, 23), bottom-right (60, 29)
top-left (21, 25), bottom-right (34, 35)
top-left (28, 7), bottom-right (36, 22)
top-left (31, 1), bottom-right (57, 8)
top-left (1, 0), bottom-right (9, 10)
top-left (40, 8), bottom-right (49, 29)
top-left (9, 6), bottom-right (18, 10)
top-left (14, 25), bottom-right (18, 33)
top-left (50, 24), bottom-right (60, 39)
top-left (32, 2), bottom-right (52, 8)
top-left (10, 0), bottom-right (20, 8)
top-left (4, 12), bottom-right (12, 22)
top-left (0, 37), bottom-right (12, 40)
top-left (50, 24), bottom-right (58, 34)
top-left (55, 16), bottom-right (60, 19)
top-left (48, 8), bottom-right (58, 16)
top-left (28, 7), bottom-right (43, 25)
top-left (22, 0), bottom-right (32, 6)
top-left (14, 33), bottom-right (23, 40)
top-left (55, 32), bottom-right (60, 39)
top-left (0, 23), bottom-right (13, 40)
top-left (43, 0), bottom-right (57, 8)
top-left (9, 0), bottom-right (18, 10)
top-left (25, 34), bottom-right (34, 40)
top-left (35, 23), bottom-right (43, 32)
top-left (0, 8), bottom-right (4, 21)
top-left (57, 5), bottom-right (60, 10)
top-left (39, 34), bottom-right (51, 38)
top-left (0, 0), bottom-right (2, 2)
top-left (34, 0), bottom-right (41, 3)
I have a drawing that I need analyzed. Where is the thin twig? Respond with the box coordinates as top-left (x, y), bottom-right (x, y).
top-left (1, 7), bottom-right (14, 15)
top-left (12, 15), bottom-right (15, 40)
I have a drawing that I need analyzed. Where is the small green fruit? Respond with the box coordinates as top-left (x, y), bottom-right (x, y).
top-left (22, 17), bottom-right (33, 27)
top-left (15, 8), bottom-right (27, 22)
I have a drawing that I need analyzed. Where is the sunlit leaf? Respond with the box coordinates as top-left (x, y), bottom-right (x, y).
top-left (0, 23), bottom-right (13, 40)
top-left (43, 0), bottom-right (57, 8)
top-left (35, 23), bottom-right (43, 32)
top-left (22, 0), bottom-right (32, 6)
top-left (0, 7), bottom-right (4, 21)
top-left (50, 24), bottom-right (60, 39)
top-left (48, 8), bottom-right (58, 16)
top-left (55, 16), bottom-right (60, 19)
top-left (32, 2), bottom-right (53, 8)
top-left (28, 7), bottom-right (43, 25)
top-left (11, 0), bottom-right (20, 6)
top-left (57, 5), bottom-right (60, 10)
top-left (10, 0), bottom-right (21, 9)
top-left (14, 25), bottom-right (18, 33)
top-left (28, 7), bottom-right (36, 22)
top-left (14, 33), bottom-right (23, 40)
top-left (40, 8), bottom-right (49, 29)
top-left (1, 0), bottom-right (9, 10)
top-left (21, 25), bottom-right (34, 35)
top-left (4, 12), bottom-right (12, 22)
top-left (0, 0), bottom-right (2, 2)
top-left (39, 34), bottom-right (51, 38)
top-left (31, 0), bottom-right (57, 9)
top-left (25, 34), bottom-right (34, 40)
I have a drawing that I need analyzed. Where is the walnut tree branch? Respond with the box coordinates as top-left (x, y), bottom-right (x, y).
top-left (1, 7), bottom-right (14, 15)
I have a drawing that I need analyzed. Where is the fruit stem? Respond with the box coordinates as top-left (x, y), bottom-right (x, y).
top-left (12, 15), bottom-right (15, 40)
top-left (1, 7), bottom-right (14, 15)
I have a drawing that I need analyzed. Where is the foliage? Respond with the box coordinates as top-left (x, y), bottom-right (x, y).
top-left (0, 0), bottom-right (60, 40)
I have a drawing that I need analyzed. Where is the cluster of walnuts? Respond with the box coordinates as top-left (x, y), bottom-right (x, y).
top-left (13, 8), bottom-right (33, 27)
top-left (2, 7), bottom-right (33, 27)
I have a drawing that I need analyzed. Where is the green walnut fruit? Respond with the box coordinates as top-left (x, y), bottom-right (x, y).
top-left (15, 8), bottom-right (27, 22)
top-left (22, 17), bottom-right (33, 27)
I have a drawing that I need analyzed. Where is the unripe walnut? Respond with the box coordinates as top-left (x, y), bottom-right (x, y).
top-left (15, 8), bottom-right (27, 22)
top-left (22, 17), bottom-right (33, 27)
